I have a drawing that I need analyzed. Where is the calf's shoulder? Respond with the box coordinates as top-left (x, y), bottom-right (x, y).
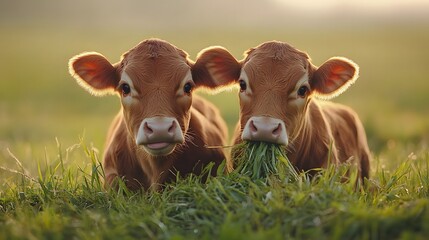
top-left (318, 101), bottom-right (363, 156)
top-left (317, 101), bottom-right (371, 178)
top-left (190, 94), bottom-right (228, 146)
top-left (103, 114), bottom-right (149, 190)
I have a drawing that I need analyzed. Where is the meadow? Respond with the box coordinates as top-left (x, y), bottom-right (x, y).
top-left (1, 23), bottom-right (429, 239)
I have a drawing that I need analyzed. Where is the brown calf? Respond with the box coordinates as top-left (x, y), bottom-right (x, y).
top-left (196, 41), bottom-right (370, 180)
top-left (69, 39), bottom-right (230, 191)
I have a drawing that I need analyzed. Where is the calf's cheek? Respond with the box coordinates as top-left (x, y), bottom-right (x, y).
top-left (121, 109), bottom-right (142, 140)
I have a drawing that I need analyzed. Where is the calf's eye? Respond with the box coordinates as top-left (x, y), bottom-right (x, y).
top-left (184, 82), bottom-right (193, 94)
top-left (297, 86), bottom-right (309, 97)
top-left (121, 83), bottom-right (131, 96)
top-left (239, 79), bottom-right (247, 92)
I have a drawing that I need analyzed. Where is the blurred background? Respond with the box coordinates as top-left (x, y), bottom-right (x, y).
top-left (1, 0), bottom-right (428, 175)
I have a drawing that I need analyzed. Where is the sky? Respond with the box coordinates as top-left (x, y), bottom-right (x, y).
top-left (272, 0), bottom-right (429, 12)
top-left (0, 0), bottom-right (428, 30)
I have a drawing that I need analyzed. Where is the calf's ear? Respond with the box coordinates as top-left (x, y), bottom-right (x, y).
top-left (68, 52), bottom-right (120, 96)
top-left (310, 57), bottom-right (359, 99)
top-left (192, 46), bottom-right (241, 91)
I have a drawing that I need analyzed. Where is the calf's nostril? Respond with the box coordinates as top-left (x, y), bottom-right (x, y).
top-left (144, 122), bottom-right (153, 135)
top-left (249, 120), bottom-right (258, 133)
top-left (168, 121), bottom-right (176, 134)
top-left (272, 123), bottom-right (282, 136)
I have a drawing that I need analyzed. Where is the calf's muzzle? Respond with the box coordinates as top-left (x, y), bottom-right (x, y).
top-left (136, 117), bottom-right (184, 156)
top-left (241, 116), bottom-right (288, 145)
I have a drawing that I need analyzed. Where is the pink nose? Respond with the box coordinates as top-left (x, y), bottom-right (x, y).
top-left (143, 120), bottom-right (175, 137)
top-left (241, 116), bottom-right (288, 145)
top-left (136, 117), bottom-right (184, 145)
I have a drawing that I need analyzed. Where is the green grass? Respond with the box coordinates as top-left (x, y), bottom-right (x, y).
top-left (1, 139), bottom-right (429, 239)
top-left (232, 142), bottom-right (299, 181)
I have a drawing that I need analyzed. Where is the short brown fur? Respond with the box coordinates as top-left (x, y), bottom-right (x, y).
top-left (69, 39), bottom-right (230, 191)
top-left (197, 41), bottom-right (370, 180)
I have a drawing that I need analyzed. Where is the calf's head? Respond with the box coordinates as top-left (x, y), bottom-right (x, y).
top-left (69, 39), bottom-right (223, 156)
top-left (198, 41), bottom-right (359, 145)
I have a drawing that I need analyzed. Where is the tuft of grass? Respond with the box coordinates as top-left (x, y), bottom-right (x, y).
top-left (232, 141), bottom-right (299, 182)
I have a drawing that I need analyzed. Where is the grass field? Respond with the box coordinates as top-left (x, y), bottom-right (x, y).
top-left (1, 140), bottom-right (428, 239)
top-left (1, 21), bottom-right (429, 239)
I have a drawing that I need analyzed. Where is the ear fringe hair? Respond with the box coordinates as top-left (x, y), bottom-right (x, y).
top-left (314, 57), bottom-right (359, 100)
top-left (68, 52), bottom-right (118, 97)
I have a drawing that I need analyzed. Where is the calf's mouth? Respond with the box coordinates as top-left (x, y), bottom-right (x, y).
top-left (142, 142), bottom-right (177, 156)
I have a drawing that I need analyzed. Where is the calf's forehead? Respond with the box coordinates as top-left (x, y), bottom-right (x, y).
top-left (119, 41), bottom-right (191, 88)
top-left (242, 48), bottom-right (309, 91)
top-left (243, 42), bottom-right (309, 82)
top-left (124, 58), bottom-right (190, 84)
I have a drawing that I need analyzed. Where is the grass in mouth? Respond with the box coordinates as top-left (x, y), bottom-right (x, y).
top-left (231, 141), bottom-right (299, 182)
